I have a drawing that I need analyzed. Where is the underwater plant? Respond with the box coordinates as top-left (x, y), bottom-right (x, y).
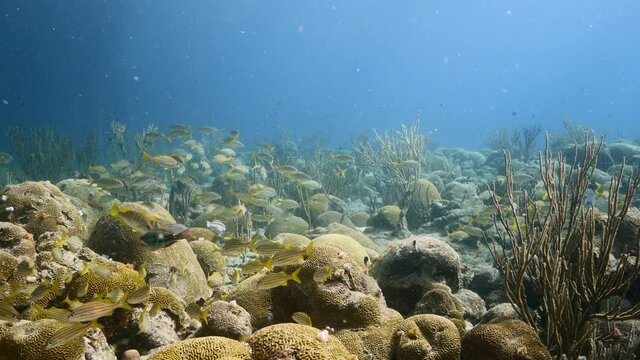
top-left (75, 132), bottom-right (98, 171)
top-left (110, 119), bottom-right (127, 160)
top-left (486, 124), bottom-right (542, 161)
top-left (487, 135), bottom-right (640, 359)
top-left (353, 119), bottom-right (428, 237)
top-left (5, 126), bottom-right (76, 182)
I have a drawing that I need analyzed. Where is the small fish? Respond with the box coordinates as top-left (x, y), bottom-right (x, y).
top-left (242, 258), bottom-right (272, 275)
top-left (288, 171), bottom-right (313, 182)
top-left (110, 159), bottom-right (131, 171)
top-left (46, 322), bottom-right (95, 349)
top-left (93, 177), bottom-right (126, 191)
top-left (206, 220), bottom-right (226, 236)
top-left (218, 148), bottom-right (237, 157)
top-left (461, 225), bottom-right (484, 238)
top-left (196, 191), bottom-right (222, 202)
top-left (446, 230), bottom-right (469, 242)
top-left (198, 126), bottom-right (223, 135)
top-left (185, 303), bottom-right (209, 325)
top-left (292, 312), bottom-right (312, 326)
top-left (130, 175), bottom-right (159, 189)
top-left (110, 203), bottom-right (160, 234)
top-left (275, 165), bottom-right (298, 175)
top-left (298, 180), bottom-right (322, 191)
top-left (512, 173), bottom-right (534, 184)
top-left (0, 152), bottom-right (13, 165)
top-left (272, 198), bottom-right (299, 211)
top-left (251, 186), bottom-right (277, 199)
top-left (313, 266), bottom-right (332, 283)
top-left (392, 160), bottom-right (420, 170)
top-left (34, 304), bottom-right (71, 322)
top-left (106, 288), bottom-right (124, 303)
top-left (140, 231), bottom-right (179, 249)
top-left (143, 151), bottom-right (180, 169)
top-left (30, 282), bottom-right (54, 302)
top-left (213, 154), bottom-right (234, 164)
top-left (252, 239), bottom-right (284, 256)
top-left (330, 154), bottom-right (355, 163)
top-left (223, 237), bottom-right (252, 255)
top-left (88, 165), bottom-right (108, 174)
top-left (127, 285), bottom-right (151, 305)
top-left (256, 268), bottom-right (302, 290)
top-left (0, 303), bottom-right (21, 322)
top-left (67, 300), bottom-right (126, 322)
top-left (271, 243), bottom-right (313, 267)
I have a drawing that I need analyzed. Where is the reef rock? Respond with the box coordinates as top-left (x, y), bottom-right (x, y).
top-left (197, 300), bottom-right (252, 340)
top-left (264, 215), bottom-right (309, 238)
top-left (372, 235), bottom-right (461, 315)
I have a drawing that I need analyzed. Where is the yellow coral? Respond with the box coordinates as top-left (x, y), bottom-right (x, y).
top-left (0, 181), bottom-right (85, 239)
top-left (460, 317), bottom-right (551, 360)
top-left (394, 314), bottom-right (461, 360)
top-left (146, 336), bottom-right (249, 360)
top-left (248, 323), bottom-right (353, 360)
top-left (66, 260), bottom-right (144, 302)
top-left (0, 320), bottom-right (85, 360)
top-left (311, 234), bottom-right (369, 267)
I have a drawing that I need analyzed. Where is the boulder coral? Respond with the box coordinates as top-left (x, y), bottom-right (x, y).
top-left (248, 323), bottom-right (354, 360)
top-left (372, 236), bottom-right (461, 315)
top-left (271, 244), bottom-right (388, 330)
top-left (146, 336), bottom-right (250, 360)
top-left (393, 314), bottom-right (461, 360)
top-left (0, 181), bottom-right (85, 240)
top-left (0, 319), bottom-right (86, 360)
top-left (460, 317), bottom-right (551, 360)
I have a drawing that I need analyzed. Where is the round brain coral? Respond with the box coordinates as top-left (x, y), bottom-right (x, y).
top-left (460, 317), bottom-right (551, 360)
top-left (0, 181), bottom-right (85, 240)
top-left (146, 336), bottom-right (250, 360)
top-left (0, 319), bottom-right (86, 360)
top-left (270, 244), bottom-right (388, 331)
top-left (311, 233), bottom-right (369, 267)
top-left (393, 314), bottom-right (461, 360)
top-left (248, 323), bottom-right (354, 360)
top-left (66, 260), bottom-right (145, 302)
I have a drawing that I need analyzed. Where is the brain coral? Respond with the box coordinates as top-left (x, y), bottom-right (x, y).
top-left (248, 323), bottom-right (353, 360)
top-left (66, 260), bottom-right (145, 302)
top-left (146, 336), bottom-right (250, 360)
top-left (0, 181), bottom-right (85, 240)
top-left (460, 317), bottom-right (551, 360)
top-left (270, 244), bottom-right (388, 330)
top-left (393, 314), bottom-right (461, 360)
top-left (0, 319), bottom-right (85, 360)
top-left (226, 272), bottom-right (273, 329)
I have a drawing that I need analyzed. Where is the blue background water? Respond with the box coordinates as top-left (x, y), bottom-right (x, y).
top-left (1, 1), bottom-right (639, 149)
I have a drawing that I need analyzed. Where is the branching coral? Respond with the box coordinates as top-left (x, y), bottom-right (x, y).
top-left (487, 135), bottom-right (640, 359)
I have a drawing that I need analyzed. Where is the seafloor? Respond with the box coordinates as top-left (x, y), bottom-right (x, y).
top-left (0, 122), bottom-right (639, 359)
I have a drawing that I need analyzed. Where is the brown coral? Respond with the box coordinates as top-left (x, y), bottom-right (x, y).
top-left (460, 317), bottom-right (551, 360)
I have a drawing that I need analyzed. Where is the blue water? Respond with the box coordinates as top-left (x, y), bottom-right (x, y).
top-left (1, 1), bottom-right (639, 149)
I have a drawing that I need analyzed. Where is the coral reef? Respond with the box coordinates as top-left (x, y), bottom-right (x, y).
top-left (460, 317), bottom-right (551, 360)
top-left (248, 323), bottom-right (353, 360)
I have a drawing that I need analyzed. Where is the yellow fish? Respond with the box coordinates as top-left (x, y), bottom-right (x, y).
top-left (256, 268), bottom-right (302, 290)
